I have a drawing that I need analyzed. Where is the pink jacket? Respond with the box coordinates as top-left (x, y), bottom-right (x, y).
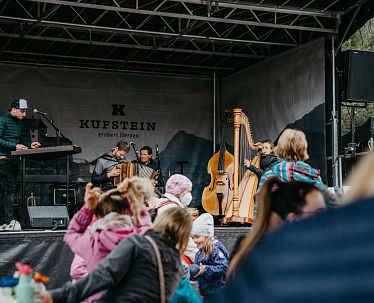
top-left (65, 207), bottom-right (152, 273)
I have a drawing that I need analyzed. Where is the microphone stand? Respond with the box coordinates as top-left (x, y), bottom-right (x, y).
top-left (155, 145), bottom-right (164, 191)
top-left (41, 113), bottom-right (67, 146)
top-left (132, 143), bottom-right (140, 163)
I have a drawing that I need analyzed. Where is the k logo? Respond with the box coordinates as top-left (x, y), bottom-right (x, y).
top-left (111, 104), bottom-right (126, 116)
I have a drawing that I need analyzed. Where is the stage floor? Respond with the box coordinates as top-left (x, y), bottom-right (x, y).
top-left (0, 227), bottom-right (250, 288)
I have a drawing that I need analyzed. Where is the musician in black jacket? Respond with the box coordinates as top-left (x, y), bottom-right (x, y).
top-left (244, 140), bottom-right (277, 178)
top-left (0, 99), bottom-right (41, 231)
top-left (132, 146), bottom-right (165, 189)
top-left (132, 146), bottom-right (159, 171)
top-left (91, 140), bottom-right (130, 191)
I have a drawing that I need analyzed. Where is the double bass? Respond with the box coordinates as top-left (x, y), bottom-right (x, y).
top-left (202, 115), bottom-right (234, 219)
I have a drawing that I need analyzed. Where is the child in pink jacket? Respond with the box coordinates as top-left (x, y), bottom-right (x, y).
top-left (64, 176), bottom-right (155, 302)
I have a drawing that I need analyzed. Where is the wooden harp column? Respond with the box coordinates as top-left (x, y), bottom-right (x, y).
top-left (231, 108), bottom-right (242, 219)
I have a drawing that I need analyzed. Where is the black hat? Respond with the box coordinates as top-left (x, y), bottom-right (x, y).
top-left (11, 99), bottom-right (29, 110)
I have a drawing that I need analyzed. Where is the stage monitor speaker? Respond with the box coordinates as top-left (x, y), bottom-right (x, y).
top-left (27, 206), bottom-right (69, 229)
top-left (342, 50), bottom-right (374, 102)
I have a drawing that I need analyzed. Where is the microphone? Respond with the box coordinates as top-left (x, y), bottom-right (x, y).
top-left (33, 108), bottom-right (47, 115)
top-left (155, 144), bottom-right (159, 153)
top-left (131, 142), bottom-right (140, 162)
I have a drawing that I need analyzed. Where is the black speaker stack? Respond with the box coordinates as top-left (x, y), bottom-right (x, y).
top-left (341, 50), bottom-right (374, 103)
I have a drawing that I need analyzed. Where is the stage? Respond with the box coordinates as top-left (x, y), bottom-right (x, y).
top-left (0, 227), bottom-right (250, 289)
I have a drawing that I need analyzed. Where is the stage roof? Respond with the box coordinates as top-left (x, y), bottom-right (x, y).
top-left (0, 0), bottom-right (373, 76)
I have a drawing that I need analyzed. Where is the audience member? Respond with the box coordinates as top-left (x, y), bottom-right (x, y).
top-left (206, 190), bottom-right (374, 302)
top-left (342, 151), bottom-right (374, 204)
top-left (257, 129), bottom-right (323, 191)
top-left (64, 177), bottom-right (154, 302)
top-left (227, 177), bottom-right (325, 280)
top-left (153, 173), bottom-right (198, 263)
top-left (42, 207), bottom-right (192, 303)
top-left (190, 213), bottom-right (229, 302)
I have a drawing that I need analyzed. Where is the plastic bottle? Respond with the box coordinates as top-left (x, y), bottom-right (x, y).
top-left (15, 263), bottom-right (34, 303)
top-left (33, 272), bottom-right (49, 303)
top-left (0, 276), bottom-right (18, 303)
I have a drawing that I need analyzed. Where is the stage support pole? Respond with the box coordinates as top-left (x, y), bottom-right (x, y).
top-left (213, 72), bottom-right (217, 154)
top-left (331, 37), bottom-right (342, 189)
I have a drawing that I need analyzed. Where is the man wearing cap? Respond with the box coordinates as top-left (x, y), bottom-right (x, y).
top-left (0, 99), bottom-right (41, 231)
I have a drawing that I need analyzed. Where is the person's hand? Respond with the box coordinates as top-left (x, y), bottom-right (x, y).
top-left (117, 179), bottom-right (129, 193)
top-left (84, 182), bottom-right (101, 211)
top-left (16, 144), bottom-right (28, 151)
top-left (244, 158), bottom-right (250, 168)
top-left (40, 291), bottom-right (53, 303)
top-left (31, 142), bottom-right (41, 149)
top-left (195, 263), bottom-right (206, 277)
top-left (107, 167), bottom-right (120, 178)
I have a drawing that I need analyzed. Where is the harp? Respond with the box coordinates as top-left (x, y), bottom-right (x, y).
top-left (223, 108), bottom-right (262, 224)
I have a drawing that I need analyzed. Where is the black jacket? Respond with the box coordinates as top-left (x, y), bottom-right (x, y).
top-left (0, 111), bottom-right (31, 158)
top-left (248, 152), bottom-right (278, 178)
top-left (51, 231), bottom-right (183, 303)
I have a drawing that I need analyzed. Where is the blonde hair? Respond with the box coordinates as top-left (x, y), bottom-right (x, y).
top-left (96, 176), bottom-right (155, 221)
top-left (152, 207), bottom-right (192, 256)
top-left (95, 189), bottom-right (127, 218)
top-left (342, 151), bottom-right (374, 204)
top-left (274, 128), bottom-right (309, 161)
top-left (201, 237), bottom-right (213, 256)
top-left (121, 176), bottom-right (156, 223)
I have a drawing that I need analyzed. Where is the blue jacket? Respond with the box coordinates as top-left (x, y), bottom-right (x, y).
top-left (192, 240), bottom-right (229, 297)
top-left (207, 197), bottom-right (374, 303)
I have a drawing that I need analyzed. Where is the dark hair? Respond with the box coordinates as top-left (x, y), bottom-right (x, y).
top-left (140, 146), bottom-right (152, 155)
top-left (227, 177), bottom-right (321, 280)
top-left (95, 188), bottom-right (128, 218)
top-left (261, 139), bottom-right (274, 149)
top-left (116, 140), bottom-right (130, 152)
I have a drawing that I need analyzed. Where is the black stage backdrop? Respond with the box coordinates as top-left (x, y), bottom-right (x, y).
top-left (222, 39), bottom-right (326, 182)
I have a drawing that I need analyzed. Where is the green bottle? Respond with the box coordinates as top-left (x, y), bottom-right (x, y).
top-left (15, 262), bottom-right (35, 303)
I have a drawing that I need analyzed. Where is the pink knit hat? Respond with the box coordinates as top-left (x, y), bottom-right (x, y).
top-left (166, 174), bottom-right (192, 196)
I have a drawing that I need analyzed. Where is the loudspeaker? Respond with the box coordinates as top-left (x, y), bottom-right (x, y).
top-left (27, 206), bottom-right (69, 229)
top-left (342, 50), bottom-right (374, 102)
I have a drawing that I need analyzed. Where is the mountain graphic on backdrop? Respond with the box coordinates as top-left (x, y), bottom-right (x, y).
top-left (159, 130), bottom-right (215, 208)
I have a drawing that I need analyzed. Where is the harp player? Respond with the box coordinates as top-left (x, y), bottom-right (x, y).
top-left (244, 140), bottom-right (277, 178)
